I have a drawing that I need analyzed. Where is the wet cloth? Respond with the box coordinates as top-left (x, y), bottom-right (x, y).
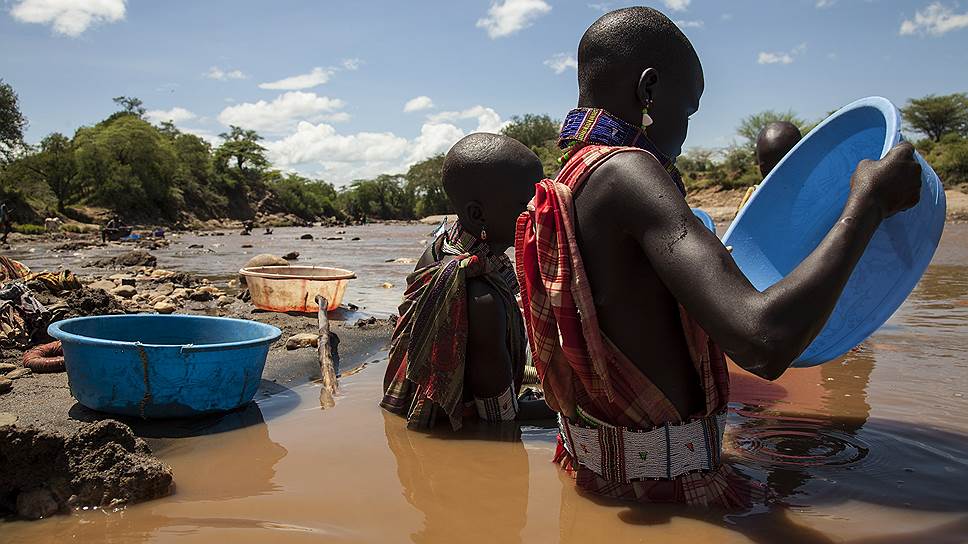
top-left (0, 256), bottom-right (29, 284)
top-left (24, 270), bottom-right (82, 293)
top-left (381, 222), bottom-right (526, 430)
top-left (515, 113), bottom-right (754, 507)
top-left (0, 282), bottom-right (48, 347)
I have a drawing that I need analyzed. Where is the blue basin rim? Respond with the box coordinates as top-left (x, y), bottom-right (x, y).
top-left (48, 314), bottom-right (282, 353)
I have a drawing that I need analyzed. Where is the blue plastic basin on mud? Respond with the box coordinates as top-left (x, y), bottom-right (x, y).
top-left (723, 96), bottom-right (946, 367)
top-left (48, 314), bottom-right (282, 418)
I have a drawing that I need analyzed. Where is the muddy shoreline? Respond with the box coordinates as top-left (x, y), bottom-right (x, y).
top-left (0, 235), bottom-right (395, 520)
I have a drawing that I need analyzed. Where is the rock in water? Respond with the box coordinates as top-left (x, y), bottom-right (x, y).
top-left (93, 250), bottom-right (157, 269)
top-left (244, 254), bottom-right (289, 269)
top-left (283, 251), bottom-right (299, 261)
top-left (300, 234), bottom-right (314, 240)
top-left (285, 333), bottom-right (319, 350)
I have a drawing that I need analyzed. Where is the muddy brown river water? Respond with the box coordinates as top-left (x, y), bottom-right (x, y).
top-left (2, 223), bottom-right (967, 543)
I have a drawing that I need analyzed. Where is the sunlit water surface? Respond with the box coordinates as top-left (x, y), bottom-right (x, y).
top-left (3, 223), bottom-right (967, 543)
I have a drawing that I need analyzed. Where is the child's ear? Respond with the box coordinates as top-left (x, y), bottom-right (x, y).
top-left (636, 67), bottom-right (660, 106)
top-left (464, 200), bottom-right (485, 229)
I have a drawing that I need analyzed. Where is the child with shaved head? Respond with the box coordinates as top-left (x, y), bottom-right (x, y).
top-left (516, 7), bottom-right (921, 507)
top-left (381, 133), bottom-right (551, 430)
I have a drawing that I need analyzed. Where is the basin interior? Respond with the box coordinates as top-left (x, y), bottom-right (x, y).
top-left (729, 104), bottom-right (888, 290)
top-left (57, 315), bottom-right (276, 346)
top-left (242, 266), bottom-right (355, 280)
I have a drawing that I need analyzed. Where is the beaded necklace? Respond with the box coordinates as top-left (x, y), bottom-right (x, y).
top-left (557, 108), bottom-right (684, 195)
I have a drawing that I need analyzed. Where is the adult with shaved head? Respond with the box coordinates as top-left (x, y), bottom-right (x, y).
top-left (515, 6), bottom-right (921, 507)
top-left (382, 133), bottom-right (552, 431)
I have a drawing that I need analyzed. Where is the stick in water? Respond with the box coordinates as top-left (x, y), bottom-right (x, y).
top-left (316, 295), bottom-right (338, 408)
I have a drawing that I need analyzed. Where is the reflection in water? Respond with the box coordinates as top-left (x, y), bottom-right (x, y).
top-left (383, 412), bottom-right (529, 544)
top-left (3, 227), bottom-right (968, 543)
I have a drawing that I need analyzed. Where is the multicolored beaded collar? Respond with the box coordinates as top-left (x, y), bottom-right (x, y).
top-left (557, 107), bottom-right (685, 194)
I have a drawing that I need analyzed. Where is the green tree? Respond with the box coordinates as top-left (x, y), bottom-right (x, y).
top-left (0, 79), bottom-right (27, 163)
top-left (269, 173), bottom-right (340, 221)
top-left (19, 133), bottom-right (79, 212)
top-left (339, 175), bottom-right (414, 220)
top-left (501, 114), bottom-right (559, 149)
top-left (405, 154), bottom-right (451, 217)
top-left (902, 93), bottom-right (968, 142)
top-left (112, 96), bottom-right (146, 118)
top-left (73, 114), bottom-right (178, 219)
top-left (502, 114), bottom-right (561, 177)
top-left (214, 125), bottom-right (269, 183)
top-left (736, 110), bottom-right (806, 150)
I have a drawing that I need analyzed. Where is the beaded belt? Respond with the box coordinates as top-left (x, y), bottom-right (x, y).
top-left (558, 409), bottom-right (726, 483)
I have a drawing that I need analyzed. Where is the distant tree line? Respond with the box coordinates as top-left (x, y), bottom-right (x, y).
top-left (1, 79), bottom-right (965, 227)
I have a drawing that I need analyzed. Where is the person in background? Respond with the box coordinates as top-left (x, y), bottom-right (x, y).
top-left (756, 121), bottom-right (803, 178)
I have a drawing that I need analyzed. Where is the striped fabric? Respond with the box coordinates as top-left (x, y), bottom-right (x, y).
top-left (515, 141), bottom-right (757, 508)
top-left (381, 221), bottom-right (526, 430)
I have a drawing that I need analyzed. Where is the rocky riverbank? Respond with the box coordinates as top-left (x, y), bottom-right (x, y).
top-left (0, 245), bottom-right (395, 521)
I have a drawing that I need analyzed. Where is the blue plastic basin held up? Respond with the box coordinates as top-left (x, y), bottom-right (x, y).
top-left (48, 314), bottom-right (282, 418)
top-left (723, 96), bottom-right (946, 367)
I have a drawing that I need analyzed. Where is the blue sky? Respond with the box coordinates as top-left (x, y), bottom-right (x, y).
top-left (2, 0), bottom-right (967, 184)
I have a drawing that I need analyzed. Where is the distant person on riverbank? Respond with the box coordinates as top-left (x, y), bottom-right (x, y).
top-left (515, 6), bottom-right (921, 508)
top-left (756, 121), bottom-right (802, 178)
top-left (0, 202), bottom-right (12, 243)
top-left (381, 133), bottom-right (553, 430)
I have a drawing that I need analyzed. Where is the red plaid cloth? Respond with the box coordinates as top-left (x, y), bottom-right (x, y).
top-left (515, 144), bottom-right (755, 508)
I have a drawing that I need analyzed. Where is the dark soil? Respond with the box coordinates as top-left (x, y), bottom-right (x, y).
top-left (0, 420), bottom-right (173, 520)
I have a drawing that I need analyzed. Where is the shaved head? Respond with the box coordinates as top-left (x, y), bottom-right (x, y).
top-left (756, 121), bottom-right (802, 177)
top-left (576, 6), bottom-right (704, 159)
top-left (443, 133), bottom-right (543, 248)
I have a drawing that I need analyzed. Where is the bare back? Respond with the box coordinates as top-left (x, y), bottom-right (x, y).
top-left (572, 156), bottom-right (705, 418)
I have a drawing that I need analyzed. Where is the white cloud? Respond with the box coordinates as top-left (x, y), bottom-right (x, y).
top-left (721, 13), bottom-right (734, 21)
top-left (544, 53), bottom-right (578, 74)
top-left (663, 0), bottom-right (690, 12)
top-left (900, 2), bottom-right (968, 36)
top-left (429, 105), bottom-right (506, 133)
top-left (587, 2), bottom-right (612, 12)
top-left (263, 104), bottom-right (506, 184)
top-left (341, 58), bottom-right (362, 71)
top-left (205, 66), bottom-right (247, 80)
top-left (675, 19), bottom-right (704, 28)
top-left (757, 43), bottom-right (806, 65)
top-left (146, 107), bottom-right (196, 124)
top-left (259, 67), bottom-right (334, 90)
top-left (816, 0), bottom-right (836, 8)
top-left (408, 123), bottom-right (466, 162)
top-left (477, 0), bottom-right (551, 39)
top-left (403, 96), bottom-right (435, 113)
top-left (10, 0), bottom-right (125, 36)
top-left (217, 91), bottom-right (346, 133)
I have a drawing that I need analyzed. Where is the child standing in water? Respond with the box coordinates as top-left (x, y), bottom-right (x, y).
top-left (381, 133), bottom-right (552, 430)
top-left (515, 7), bottom-right (921, 507)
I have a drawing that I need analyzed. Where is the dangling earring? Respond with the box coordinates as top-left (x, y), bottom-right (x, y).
top-left (641, 97), bottom-right (654, 129)
top-left (480, 227), bottom-right (488, 241)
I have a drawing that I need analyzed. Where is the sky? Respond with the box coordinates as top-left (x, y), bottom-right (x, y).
top-left (2, 0), bottom-right (967, 185)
